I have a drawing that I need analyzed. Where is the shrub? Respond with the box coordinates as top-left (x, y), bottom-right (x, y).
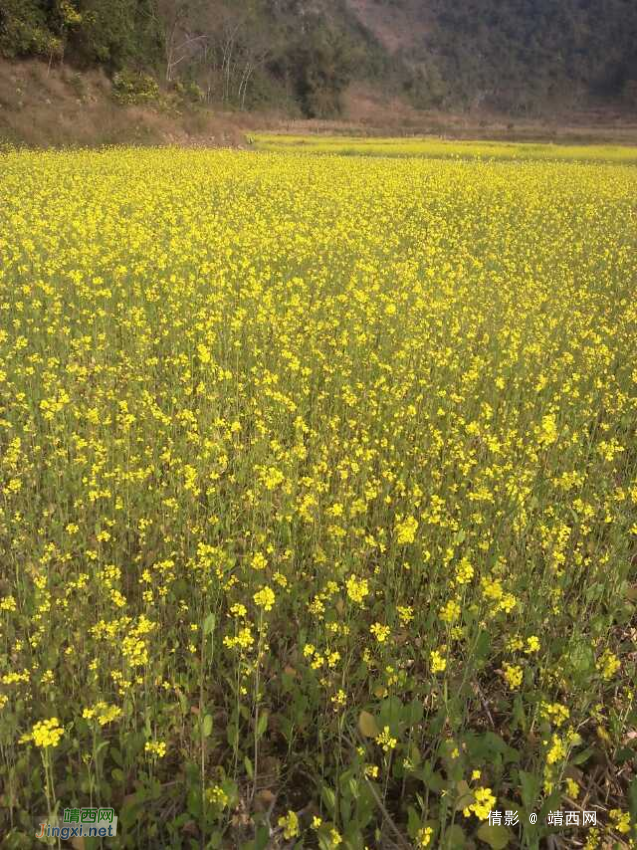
top-left (0, 0), bottom-right (57, 59)
top-left (174, 79), bottom-right (205, 104)
top-left (112, 70), bottom-right (160, 105)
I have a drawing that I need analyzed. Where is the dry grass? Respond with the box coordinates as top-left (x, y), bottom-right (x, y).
top-left (271, 84), bottom-right (637, 146)
top-left (0, 58), bottom-right (254, 149)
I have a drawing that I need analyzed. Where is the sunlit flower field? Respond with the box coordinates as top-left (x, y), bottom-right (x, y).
top-left (253, 134), bottom-right (637, 165)
top-left (0, 145), bottom-right (636, 849)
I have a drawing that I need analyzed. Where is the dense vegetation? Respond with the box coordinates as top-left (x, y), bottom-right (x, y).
top-left (1, 141), bottom-right (636, 848)
top-left (1, 0), bottom-right (636, 115)
top-left (0, 0), bottom-right (381, 116)
top-left (0, 0), bottom-right (163, 69)
top-left (404, 0), bottom-right (637, 111)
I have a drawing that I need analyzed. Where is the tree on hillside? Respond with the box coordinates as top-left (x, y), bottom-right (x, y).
top-left (71, 0), bottom-right (163, 69)
top-left (286, 24), bottom-right (357, 117)
top-left (0, 0), bottom-right (57, 59)
top-left (2, 0), bottom-right (637, 114)
top-left (204, 8), bottom-right (272, 107)
top-left (154, 0), bottom-right (209, 82)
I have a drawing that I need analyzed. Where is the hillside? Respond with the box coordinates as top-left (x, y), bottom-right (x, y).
top-left (0, 57), bottom-right (267, 148)
top-left (1, 0), bottom-right (636, 120)
top-left (357, 0), bottom-right (637, 112)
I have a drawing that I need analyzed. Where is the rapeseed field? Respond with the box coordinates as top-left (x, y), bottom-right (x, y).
top-left (0, 145), bottom-right (636, 848)
top-left (253, 135), bottom-right (637, 165)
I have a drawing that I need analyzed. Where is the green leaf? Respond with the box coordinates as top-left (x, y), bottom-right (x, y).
top-left (187, 785), bottom-right (202, 818)
top-left (474, 630), bottom-right (491, 661)
top-left (242, 826), bottom-right (270, 850)
top-left (379, 695), bottom-right (403, 729)
top-left (322, 785), bottom-right (337, 815)
top-left (407, 698), bottom-right (424, 725)
top-left (203, 613), bottom-right (216, 636)
top-left (256, 710), bottom-right (268, 740)
top-left (244, 755), bottom-right (254, 780)
top-left (628, 775), bottom-right (637, 824)
top-left (476, 823), bottom-right (513, 849)
top-left (120, 799), bottom-right (142, 830)
top-left (569, 642), bottom-right (594, 674)
top-left (407, 806), bottom-right (421, 839)
top-left (421, 760), bottom-right (445, 792)
top-left (254, 825), bottom-right (270, 850)
top-left (226, 723), bottom-right (238, 748)
top-left (456, 779), bottom-right (474, 809)
top-left (445, 824), bottom-right (467, 849)
top-left (571, 745), bottom-right (596, 765)
top-left (519, 770), bottom-right (540, 810)
top-left (409, 742), bottom-right (422, 767)
top-left (358, 710), bottom-right (379, 738)
top-left (615, 745), bottom-right (635, 765)
top-left (202, 714), bottom-right (213, 738)
top-left (467, 731), bottom-right (519, 765)
top-left (512, 694), bottom-right (527, 733)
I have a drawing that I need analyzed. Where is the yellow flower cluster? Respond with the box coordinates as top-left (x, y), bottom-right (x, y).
top-left (82, 702), bottom-right (122, 726)
top-left (440, 599), bottom-right (461, 623)
top-left (223, 626), bottom-right (255, 652)
top-left (416, 826), bottom-right (434, 847)
top-left (503, 663), bottom-right (523, 691)
top-left (430, 650), bottom-right (447, 673)
top-left (22, 718), bottom-right (64, 750)
top-left (253, 586), bottom-right (276, 612)
top-left (463, 787), bottom-right (497, 820)
top-left (375, 726), bottom-right (398, 752)
top-left (346, 575), bottom-right (369, 605)
top-left (370, 622), bottom-right (391, 643)
top-left (597, 650), bottom-right (620, 680)
top-left (144, 741), bottom-right (167, 758)
top-left (206, 785), bottom-right (229, 808)
top-left (278, 810), bottom-right (300, 839)
top-left (540, 701), bottom-right (570, 727)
